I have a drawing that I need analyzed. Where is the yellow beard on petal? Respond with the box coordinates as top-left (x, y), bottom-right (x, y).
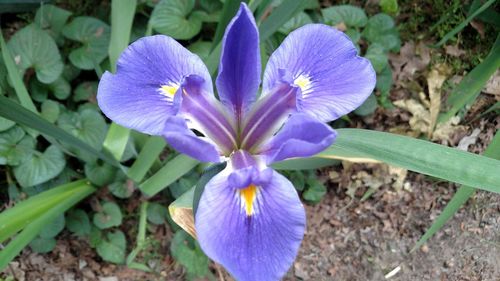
top-left (160, 84), bottom-right (179, 97)
top-left (240, 184), bottom-right (257, 216)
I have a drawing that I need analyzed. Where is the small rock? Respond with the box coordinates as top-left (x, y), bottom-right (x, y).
top-left (421, 244), bottom-right (429, 253)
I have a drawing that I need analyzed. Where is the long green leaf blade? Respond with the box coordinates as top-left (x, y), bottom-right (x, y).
top-left (0, 29), bottom-right (37, 113)
top-left (0, 181), bottom-right (95, 270)
top-left (411, 131), bottom-right (500, 251)
top-left (127, 136), bottom-right (166, 182)
top-left (258, 0), bottom-right (307, 41)
top-left (102, 0), bottom-right (137, 161)
top-left (329, 129), bottom-right (500, 193)
top-left (0, 180), bottom-right (88, 243)
top-left (139, 154), bottom-right (199, 197)
top-left (0, 95), bottom-right (118, 166)
top-left (439, 34), bottom-right (500, 123)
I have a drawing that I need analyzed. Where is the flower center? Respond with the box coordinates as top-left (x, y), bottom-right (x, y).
top-left (293, 75), bottom-right (312, 95)
top-left (240, 184), bottom-right (257, 216)
top-left (159, 83), bottom-right (179, 97)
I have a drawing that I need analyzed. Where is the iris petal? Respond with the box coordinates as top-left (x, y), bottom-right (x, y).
top-left (262, 24), bottom-right (376, 122)
top-left (163, 116), bottom-right (221, 163)
top-left (216, 3), bottom-right (261, 120)
top-left (196, 168), bottom-right (305, 281)
top-left (97, 35), bottom-right (212, 135)
top-left (257, 113), bottom-right (337, 164)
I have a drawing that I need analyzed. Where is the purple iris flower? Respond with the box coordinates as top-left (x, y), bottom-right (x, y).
top-left (97, 3), bottom-right (375, 281)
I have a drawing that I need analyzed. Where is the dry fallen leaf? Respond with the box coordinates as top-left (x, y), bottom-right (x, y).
top-left (483, 70), bottom-right (500, 97)
top-left (445, 45), bottom-right (466, 57)
top-left (427, 63), bottom-right (452, 137)
top-left (457, 128), bottom-right (481, 151)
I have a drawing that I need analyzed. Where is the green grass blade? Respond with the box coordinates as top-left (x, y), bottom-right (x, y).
top-left (102, 0), bottom-right (137, 161)
top-left (103, 123), bottom-right (131, 161)
top-left (434, 0), bottom-right (496, 47)
top-left (0, 180), bottom-right (88, 243)
top-left (326, 129), bottom-right (500, 193)
top-left (0, 95), bottom-right (119, 166)
top-left (211, 0), bottom-right (248, 51)
top-left (108, 0), bottom-right (136, 72)
top-left (0, 29), bottom-right (37, 113)
top-left (127, 136), bottom-right (166, 182)
top-left (139, 154), bottom-right (199, 197)
top-left (258, 0), bottom-right (307, 41)
top-left (439, 34), bottom-right (500, 123)
top-left (0, 180), bottom-right (95, 270)
top-left (411, 131), bottom-right (500, 251)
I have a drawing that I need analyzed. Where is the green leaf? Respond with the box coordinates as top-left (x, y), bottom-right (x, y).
top-left (41, 99), bottom-right (60, 123)
top-left (376, 65), bottom-right (393, 93)
top-left (147, 202), bottom-right (169, 225)
top-left (127, 136), bottom-right (166, 182)
top-left (259, 0), bottom-right (307, 41)
top-left (365, 43), bottom-right (388, 73)
top-left (34, 4), bottom-right (72, 43)
top-left (345, 29), bottom-right (361, 43)
top-left (7, 24), bottom-right (63, 84)
top-left (150, 0), bottom-right (202, 40)
top-left (108, 179), bottom-right (135, 199)
top-left (0, 180), bottom-right (95, 271)
top-left (48, 76), bottom-right (70, 100)
top-left (199, 0), bottom-right (222, 13)
top-left (109, 0), bottom-right (136, 72)
top-left (73, 81), bottom-right (98, 102)
top-left (58, 108), bottom-right (107, 160)
top-left (139, 154), bottom-right (199, 197)
top-left (321, 5), bottom-right (368, 27)
top-left (354, 93), bottom-right (378, 116)
top-left (84, 160), bottom-right (117, 186)
top-left (325, 129), bottom-right (500, 193)
top-left (412, 132), bottom-right (500, 251)
top-left (0, 30), bottom-right (37, 113)
top-left (379, 0), bottom-right (399, 15)
top-left (13, 145), bottom-right (66, 188)
top-left (439, 35), bottom-right (500, 123)
top-left (279, 11), bottom-right (312, 34)
top-left (170, 231), bottom-right (209, 279)
top-left (93, 201), bottom-right (123, 229)
top-left (188, 41), bottom-right (212, 61)
top-left (362, 13), bottom-right (400, 52)
top-left (66, 209), bottom-right (91, 236)
top-left (272, 157), bottom-right (340, 170)
top-left (0, 117), bottom-right (15, 132)
top-left (0, 126), bottom-right (34, 166)
top-left (0, 95), bottom-right (118, 166)
top-left (29, 237), bottom-right (56, 253)
top-left (63, 17), bottom-right (111, 70)
top-left (96, 230), bottom-right (126, 264)
top-left (302, 176), bottom-right (326, 203)
top-left (39, 214), bottom-right (65, 238)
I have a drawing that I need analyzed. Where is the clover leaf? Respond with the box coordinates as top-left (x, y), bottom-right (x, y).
top-left (13, 145), bottom-right (66, 187)
top-left (93, 201), bottom-right (122, 229)
top-left (151, 0), bottom-right (202, 40)
top-left (322, 5), bottom-right (368, 28)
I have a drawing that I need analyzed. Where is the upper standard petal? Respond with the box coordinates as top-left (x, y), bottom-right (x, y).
top-left (97, 35), bottom-right (212, 135)
top-left (262, 24), bottom-right (376, 122)
top-left (216, 3), bottom-right (261, 122)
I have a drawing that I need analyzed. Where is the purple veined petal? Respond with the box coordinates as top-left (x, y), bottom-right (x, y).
top-left (239, 82), bottom-right (299, 151)
top-left (196, 168), bottom-right (306, 281)
top-left (227, 150), bottom-right (273, 188)
top-left (216, 3), bottom-right (261, 121)
top-left (162, 116), bottom-right (222, 163)
top-left (262, 24), bottom-right (376, 122)
top-left (97, 35), bottom-right (212, 135)
top-left (256, 113), bottom-right (337, 164)
top-left (179, 75), bottom-right (238, 154)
